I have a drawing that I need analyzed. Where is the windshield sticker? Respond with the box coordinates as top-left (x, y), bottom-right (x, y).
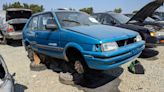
top-left (89, 17), bottom-right (99, 23)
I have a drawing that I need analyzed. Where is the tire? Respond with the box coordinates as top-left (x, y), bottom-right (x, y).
top-left (27, 45), bottom-right (47, 71)
top-left (30, 62), bottom-right (47, 71)
top-left (68, 57), bottom-right (89, 84)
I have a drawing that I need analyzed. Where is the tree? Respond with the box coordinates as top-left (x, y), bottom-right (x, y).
top-left (114, 8), bottom-right (122, 13)
top-left (2, 2), bottom-right (44, 13)
top-left (79, 7), bottom-right (93, 15)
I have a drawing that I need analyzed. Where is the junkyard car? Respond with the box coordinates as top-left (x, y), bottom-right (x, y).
top-left (0, 8), bottom-right (32, 44)
top-left (0, 55), bottom-right (14, 92)
top-left (126, 0), bottom-right (164, 44)
top-left (92, 12), bottom-right (158, 47)
top-left (22, 10), bottom-right (145, 74)
top-left (93, 0), bottom-right (164, 46)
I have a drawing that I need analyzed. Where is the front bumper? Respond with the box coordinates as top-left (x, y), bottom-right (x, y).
top-left (5, 32), bottom-right (22, 40)
top-left (82, 41), bottom-right (145, 70)
top-left (145, 36), bottom-right (158, 48)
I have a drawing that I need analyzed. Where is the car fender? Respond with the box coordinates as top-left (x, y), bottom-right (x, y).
top-left (63, 42), bottom-right (84, 61)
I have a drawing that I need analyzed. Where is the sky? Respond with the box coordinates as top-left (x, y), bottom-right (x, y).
top-left (0, 0), bottom-right (164, 13)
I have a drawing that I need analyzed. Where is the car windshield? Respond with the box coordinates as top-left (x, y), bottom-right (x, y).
top-left (110, 13), bottom-right (130, 24)
top-left (55, 12), bottom-right (99, 27)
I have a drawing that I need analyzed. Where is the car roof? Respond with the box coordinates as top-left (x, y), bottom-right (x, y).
top-left (32, 10), bottom-right (79, 16)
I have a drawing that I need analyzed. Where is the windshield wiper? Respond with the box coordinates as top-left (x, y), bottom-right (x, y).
top-left (62, 19), bottom-right (80, 24)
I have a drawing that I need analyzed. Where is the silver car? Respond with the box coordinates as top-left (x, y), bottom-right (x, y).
top-left (0, 55), bottom-right (14, 92)
top-left (0, 8), bottom-right (32, 44)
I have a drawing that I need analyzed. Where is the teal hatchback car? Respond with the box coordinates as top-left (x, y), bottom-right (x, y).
top-left (22, 10), bottom-right (145, 74)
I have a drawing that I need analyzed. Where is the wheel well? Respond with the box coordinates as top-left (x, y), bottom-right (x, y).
top-left (66, 47), bottom-right (84, 61)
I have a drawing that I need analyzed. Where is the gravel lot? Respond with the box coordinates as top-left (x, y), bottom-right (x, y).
top-left (0, 44), bottom-right (163, 92)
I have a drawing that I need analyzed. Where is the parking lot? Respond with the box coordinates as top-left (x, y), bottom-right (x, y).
top-left (0, 44), bottom-right (163, 92)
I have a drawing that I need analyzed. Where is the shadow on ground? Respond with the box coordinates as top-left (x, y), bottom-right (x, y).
top-left (14, 83), bottom-right (28, 92)
top-left (46, 58), bottom-right (123, 92)
top-left (8, 40), bottom-right (23, 47)
top-left (76, 68), bottom-right (123, 92)
top-left (139, 48), bottom-right (159, 60)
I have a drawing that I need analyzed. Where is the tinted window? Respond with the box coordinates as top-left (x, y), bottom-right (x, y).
top-left (38, 13), bottom-right (56, 30)
top-left (27, 16), bottom-right (39, 31)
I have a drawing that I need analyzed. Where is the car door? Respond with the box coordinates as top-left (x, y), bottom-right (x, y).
top-left (35, 13), bottom-right (61, 57)
top-left (25, 16), bottom-right (39, 45)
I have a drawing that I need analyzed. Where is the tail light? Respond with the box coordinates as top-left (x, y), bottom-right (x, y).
top-left (7, 25), bottom-right (14, 32)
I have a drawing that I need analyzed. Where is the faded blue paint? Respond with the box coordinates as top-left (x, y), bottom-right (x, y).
top-left (22, 11), bottom-right (145, 70)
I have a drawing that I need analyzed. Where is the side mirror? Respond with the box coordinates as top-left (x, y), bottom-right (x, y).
top-left (45, 24), bottom-right (58, 30)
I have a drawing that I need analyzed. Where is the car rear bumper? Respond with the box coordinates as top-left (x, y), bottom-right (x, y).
top-left (82, 41), bottom-right (145, 70)
top-left (5, 32), bottom-right (22, 40)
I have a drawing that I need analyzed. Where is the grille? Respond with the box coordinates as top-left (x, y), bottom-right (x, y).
top-left (116, 37), bottom-right (135, 47)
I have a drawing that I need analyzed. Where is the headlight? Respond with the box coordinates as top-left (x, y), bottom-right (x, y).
top-left (93, 42), bottom-right (118, 52)
top-left (135, 35), bottom-right (142, 42)
top-left (101, 42), bottom-right (118, 52)
top-left (150, 32), bottom-right (157, 37)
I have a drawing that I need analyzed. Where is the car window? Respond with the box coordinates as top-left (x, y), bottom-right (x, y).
top-left (38, 13), bottom-right (56, 31)
top-left (55, 12), bottom-right (99, 27)
top-left (27, 16), bottom-right (39, 31)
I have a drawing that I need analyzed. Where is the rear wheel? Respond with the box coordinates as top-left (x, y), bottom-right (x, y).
top-left (26, 45), bottom-right (47, 71)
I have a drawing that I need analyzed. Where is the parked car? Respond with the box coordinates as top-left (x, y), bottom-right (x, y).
top-left (127, 0), bottom-right (164, 44)
top-left (0, 8), bottom-right (32, 44)
top-left (0, 55), bottom-right (14, 92)
top-left (125, 13), bottom-right (164, 44)
top-left (22, 10), bottom-right (145, 75)
top-left (93, 0), bottom-right (164, 46)
top-left (92, 12), bottom-right (157, 47)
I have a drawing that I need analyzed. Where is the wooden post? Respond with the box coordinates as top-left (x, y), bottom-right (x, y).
top-left (33, 52), bottom-right (41, 65)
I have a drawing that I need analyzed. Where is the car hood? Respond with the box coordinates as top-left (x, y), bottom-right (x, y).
top-left (116, 24), bottom-right (150, 33)
top-left (66, 25), bottom-right (138, 42)
top-left (128, 0), bottom-right (164, 23)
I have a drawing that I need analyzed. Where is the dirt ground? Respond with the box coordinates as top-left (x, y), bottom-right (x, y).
top-left (0, 44), bottom-right (163, 92)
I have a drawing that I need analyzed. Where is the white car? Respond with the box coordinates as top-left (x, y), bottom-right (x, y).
top-left (0, 55), bottom-right (14, 92)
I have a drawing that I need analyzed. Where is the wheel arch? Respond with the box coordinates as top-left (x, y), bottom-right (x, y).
top-left (63, 42), bottom-right (84, 62)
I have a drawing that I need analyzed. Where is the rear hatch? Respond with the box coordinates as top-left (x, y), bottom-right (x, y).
top-left (6, 8), bottom-right (32, 32)
top-left (127, 0), bottom-right (164, 23)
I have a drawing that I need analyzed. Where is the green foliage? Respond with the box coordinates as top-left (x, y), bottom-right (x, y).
top-left (2, 1), bottom-right (44, 13)
top-left (114, 8), bottom-right (122, 13)
top-left (79, 7), bottom-right (93, 14)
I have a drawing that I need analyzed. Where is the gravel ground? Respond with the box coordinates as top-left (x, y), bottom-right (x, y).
top-left (0, 44), bottom-right (163, 92)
